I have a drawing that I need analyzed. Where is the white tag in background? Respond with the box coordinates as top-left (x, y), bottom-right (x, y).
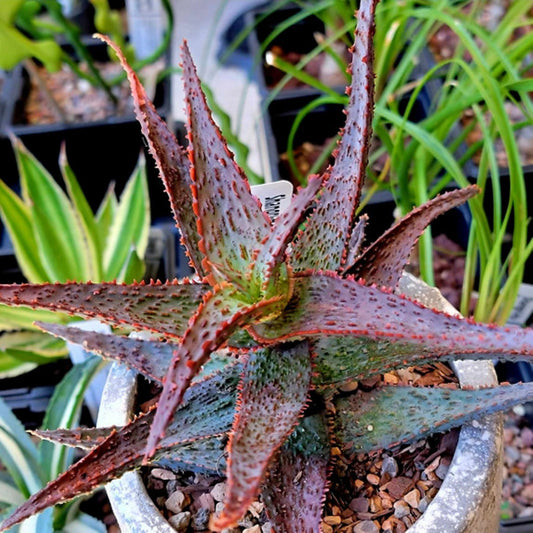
top-left (507, 283), bottom-right (533, 326)
top-left (125, 0), bottom-right (166, 60)
top-left (58, 0), bottom-right (83, 17)
top-left (251, 180), bottom-right (293, 221)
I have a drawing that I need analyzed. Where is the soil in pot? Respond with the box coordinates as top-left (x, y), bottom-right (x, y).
top-left (249, 5), bottom-right (350, 92)
top-left (16, 61), bottom-right (134, 126)
top-left (0, 49), bottom-right (172, 221)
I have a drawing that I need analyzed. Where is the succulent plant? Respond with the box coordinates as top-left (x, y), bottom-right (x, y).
top-left (1, 0), bottom-right (533, 530)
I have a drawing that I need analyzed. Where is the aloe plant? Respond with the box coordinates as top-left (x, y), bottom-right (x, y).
top-left (250, 0), bottom-right (533, 325)
top-left (1, 0), bottom-right (533, 530)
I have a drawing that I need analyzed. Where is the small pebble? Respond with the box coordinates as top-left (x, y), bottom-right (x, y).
top-left (366, 474), bottom-right (380, 485)
top-left (404, 489), bottom-right (421, 509)
top-left (521, 484), bottom-right (533, 500)
top-left (238, 516), bottom-right (255, 529)
top-left (165, 490), bottom-right (188, 514)
top-left (197, 492), bottom-right (215, 512)
top-left (519, 507), bottom-right (533, 518)
top-left (320, 523), bottom-right (333, 533)
top-left (151, 468), bottom-right (176, 481)
top-left (418, 497), bottom-right (429, 513)
top-left (168, 511), bottom-right (191, 532)
top-left (191, 507), bottom-right (211, 530)
top-left (435, 461), bottom-right (450, 480)
top-left (211, 482), bottom-right (227, 502)
top-left (505, 445), bottom-right (521, 464)
top-left (350, 497), bottom-right (369, 513)
top-left (323, 515), bottom-right (342, 526)
top-left (248, 501), bottom-right (264, 518)
top-left (381, 455), bottom-right (399, 478)
top-left (353, 520), bottom-right (379, 533)
top-left (393, 501), bottom-right (410, 519)
top-left (339, 380), bottom-right (358, 392)
top-left (369, 495), bottom-right (383, 513)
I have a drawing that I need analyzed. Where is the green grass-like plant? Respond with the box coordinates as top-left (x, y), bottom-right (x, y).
top-left (243, 0), bottom-right (533, 325)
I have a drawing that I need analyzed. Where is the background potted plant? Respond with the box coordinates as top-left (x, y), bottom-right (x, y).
top-left (231, 0), bottom-right (533, 327)
top-left (0, 0), bottom-right (174, 222)
top-left (0, 136), bottom-right (150, 430)
top-left (0, 354), bottom-right (110, 532)
top-left (235, 11), bottom-right (533, 515)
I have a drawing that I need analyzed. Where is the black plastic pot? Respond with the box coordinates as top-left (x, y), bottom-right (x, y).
top-left (0, 40), bottom-right (176, 281)
top-left (247, 3), bottom-right (338, 96)
top-left (244, 1), bottom-right (443, 190)
top-left (246, 2), bottom-right (441, 103)
top-left (0, 40), bottom-right (172, 221)
top-left (500, 515), bottom-right (533, 533)
top-left (0, 358), bottom-right (75, 429)
top-left (264, 89), bottom-right (472, 250)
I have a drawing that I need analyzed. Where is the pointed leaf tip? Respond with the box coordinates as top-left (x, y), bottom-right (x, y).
top-left (349, 185), bottom-right (480, 287)
top-left (180, 40), bottom-right (270, 289)
top-left (95, 34), bottom-right (206, 276)
top-left (212, 343), bottom-right (312, 530)
top-left (335, 382), bottom-right (533, 452)
top-left (0, 281), bottom-right (209, 338)
top-left (291, 0), bottom-right (378, 272)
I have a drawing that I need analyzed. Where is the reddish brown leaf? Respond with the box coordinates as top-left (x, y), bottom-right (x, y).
top-left (37, 322), bottom-right (174, 383)
top-left (253, 272), bottom-right (533, 366)
top-left (347, 186), bottom-right (479, 287)
top-left (212, 342), bottom-right (312, 530)
top-left (335, 382), bottom-right (533, 452)
top-left (145, 285), bottom-right (286, 461)
top-left (261, 414), bottom-right (330, 533)
top-left (181, 41), bottom-right (270, 288)
top-left (97, 34), bottom-right (205, 276)
top-left (32, 426), bottom-right (113, 450)
top-left (0, 280), bottom-right (207, 338)
top-left (252, 175), bottom-right (322, 295)
top-left (291, 0), bottom-right (378, 272)
top-left (342, 214), bottom-right (369, 273)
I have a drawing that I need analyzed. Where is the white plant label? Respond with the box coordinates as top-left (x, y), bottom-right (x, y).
top-left (125, 0), bottom-right (166, 59)
top-left (251, 180), bottom-right (293, 221)
top-left (508, 283), bottom-right (533, 326)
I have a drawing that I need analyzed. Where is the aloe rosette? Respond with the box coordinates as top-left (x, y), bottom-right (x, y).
top-left (1, 0), bottom-right (533, 531)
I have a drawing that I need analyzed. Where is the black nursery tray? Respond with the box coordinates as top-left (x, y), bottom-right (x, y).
top-left (0, 358), bottom-right (73, 429)
top-left (500, 515), bottom-right (533, 533)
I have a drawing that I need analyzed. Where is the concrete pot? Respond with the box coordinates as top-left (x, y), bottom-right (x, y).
top-left (97, 274), bottom-right (503, 532)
